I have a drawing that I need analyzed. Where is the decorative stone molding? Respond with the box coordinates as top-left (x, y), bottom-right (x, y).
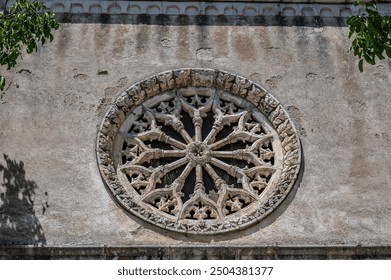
top-left (5, 1), bottom-right (391, 17)
top-left (97, 69), bottom-right (301, 234)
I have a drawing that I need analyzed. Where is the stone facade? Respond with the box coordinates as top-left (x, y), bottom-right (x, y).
top-left (1, 0), bottom-right (391, 258)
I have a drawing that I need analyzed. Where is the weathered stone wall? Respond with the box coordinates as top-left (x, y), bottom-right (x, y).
top-left (1, 1), bottom-right (391, 257)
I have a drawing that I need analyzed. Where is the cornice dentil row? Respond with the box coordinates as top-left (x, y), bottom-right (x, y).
top-left (3, 1), bottom-right (391, 17)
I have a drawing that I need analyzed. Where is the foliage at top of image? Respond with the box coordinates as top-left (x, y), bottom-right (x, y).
top-left (0, 0), bottom-right (59, 92)
top-left (348, 1), bottom-right (391, 72)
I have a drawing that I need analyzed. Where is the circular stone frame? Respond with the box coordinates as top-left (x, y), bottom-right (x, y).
top-left (96, 68), bottom-right (301, 234)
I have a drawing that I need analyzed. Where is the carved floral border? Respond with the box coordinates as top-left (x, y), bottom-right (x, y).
top-left (96, 68), bottom-right (301, 234)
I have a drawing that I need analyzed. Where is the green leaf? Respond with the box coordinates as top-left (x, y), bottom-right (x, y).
top-left (0, 75), bottom-right (5, 91)
top-left (0, 0), bottom-right (59, 88)
top-left (358, 59), bottom-right (364, 72)
top-left (348, 1), bottom-right (391, 72)
top-left (365, 2), bottom-right (376, 9)
top-left (375, 51), bottom-right (385, 60)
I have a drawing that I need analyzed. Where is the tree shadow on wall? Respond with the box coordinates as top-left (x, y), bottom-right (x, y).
top-left (0, 154), bottom-right (46, 245)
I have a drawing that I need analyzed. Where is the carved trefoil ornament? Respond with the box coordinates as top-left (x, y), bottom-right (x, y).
top-left (97, 69), bottom-right (301, 234)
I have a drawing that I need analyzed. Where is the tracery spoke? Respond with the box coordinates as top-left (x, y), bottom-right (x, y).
top-left (143, 162), bottom-right (195, 216)
top-left (167, 162), bottom-right (195, 191)
top-left (159, 157), bottom-right (189, 175)
top-left (207, 110), bottom-right (248, 149)
top-left (154, 113), bottom-right (193, 144)
top-left (211, 150), bottom-right (266, 166)
top-left (193, 110), bottom-right (203, 142)
top-left (120, 157), bottom-right (189, 187)
top-left (180, 94), bottom-right (213, 142)
top-left (240, 165), bottom-right (276, 178)
top-left (121, 128), bottom-right (187, 150)
top-left (209, 157), bottom-right (276, 196)
top-left (209, 157), bottom-right (251, 190)
top-left (123, 148), bottom-right (187, 165)
top-left (204, 163), bottom-right (227, 187)
top-left (119, 156), bottom-right (189, 178)
top-left (203, 108), bottom-right (246, 145)
top-left (194, 164), bottom-right (205, 193)
top-left (207, 111), bottom-right (269, 150)
top-left (204, 163), bottom-right (260, 209)
top-left (210, 133), bottom-right (272, 151)
top-left (119, 164), bottom-right (152, 174)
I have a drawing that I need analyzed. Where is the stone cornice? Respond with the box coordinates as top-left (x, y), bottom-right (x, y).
top-left (2, 245), bottom-right (391, 259)
top-left (3, 1), bottom-right (391, 17)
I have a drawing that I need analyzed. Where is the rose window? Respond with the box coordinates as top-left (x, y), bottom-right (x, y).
top-left (97, 69), bottom-right (301, 234)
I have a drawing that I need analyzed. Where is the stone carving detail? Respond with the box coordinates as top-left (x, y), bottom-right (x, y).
top-left (97, 69), bottom-right (301, 234)
top-left (30, 1), bottom-right (387, 18)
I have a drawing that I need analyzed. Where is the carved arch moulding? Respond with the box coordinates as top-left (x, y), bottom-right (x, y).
top-left (96, 68), bottom-right (301, 234)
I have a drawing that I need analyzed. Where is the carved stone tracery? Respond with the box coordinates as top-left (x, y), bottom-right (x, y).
top-left (97, 69), bottom-right (301, 234)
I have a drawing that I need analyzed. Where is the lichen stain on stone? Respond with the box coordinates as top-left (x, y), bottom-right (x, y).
top-left (349, 119), bottom-right (370, 181)
top-left (233, 18), bottom-right (249, 26)
top-left (161, 37), bottom-right (174, 48)
top-left (293, 28), bottom-right (310, 64)
top-left (313, 31), bottom-right (332, 70)
top-left (18, 69), bottom-right (32, 76)
top-left (196, 48), bottom-right (214, 61)
top-left (211, 28), bottom-right (229, 58)
top-left (175, 27), bottom-right (190, 61)
top-left (305, 73), bottom-right (317, 80)
top-left (97, 70), bottom-right (109, 76)
top-left (326, 76), bottom-right (335, 82)
top-left (375, 133), bottom-right (390, 141)
top-left (93, 24), bottom-right (111, 53)
top-left (73, 73), bottom-right (89, 80)
top-left (62, 93), bottom-right (81, 107)
top-left (373, 72), bottom-right (388, 81)
top-left (335, 42), bottom-right (360, 96)
top-left (257, 29), bottom-right (273, 51)
top-left (265, 75), bottom-right (283, 90)
top-left (55, 27), bottom-right (72, 60)
top-left (287, 106), bottom-right (307, 137)
top-left (232, 32), bottom-right (256, 61)
top-left (335, 42), bottom-right (371, 188)
top-left (80, 24), bottom-right (89, 38)
top-left (135, 25), bottom-right (151, 54)
top-left (250, 73), bottom-right (262, 83)
top-left (79, 25), bottom-right (93, 51)
top-left (97, 77), bottom-right (129, 116)
top-left (112, 26), bottom-right (131, 57)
